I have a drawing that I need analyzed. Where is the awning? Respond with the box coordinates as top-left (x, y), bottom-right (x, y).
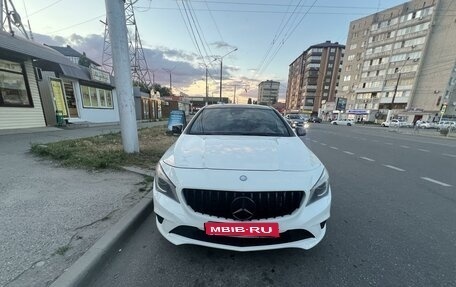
top-left (0, 31), bottom-right (90, 81)
top-left (0, 31), bottom-right (76, 65)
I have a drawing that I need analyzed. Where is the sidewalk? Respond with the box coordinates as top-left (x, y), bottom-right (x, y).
top-left (354, 124), bottom-right (456, 140)
top-left (0, 121), bottom-right (165, 287)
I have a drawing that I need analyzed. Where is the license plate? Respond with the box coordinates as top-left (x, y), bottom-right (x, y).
top-left (204, 222), bottom-right (279, 238)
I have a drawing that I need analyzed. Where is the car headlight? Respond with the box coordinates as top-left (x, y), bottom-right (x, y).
top-left (307, 168), bottom-right (330, 206)
top-left (155, 163), bottom-right (179, 202)
top-left (304, 123), bottom-right (310, 129)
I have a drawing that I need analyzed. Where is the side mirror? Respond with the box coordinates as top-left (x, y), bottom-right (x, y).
top-left (296, 127), bottom-right (306, 136)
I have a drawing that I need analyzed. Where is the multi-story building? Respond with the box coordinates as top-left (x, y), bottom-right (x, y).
top-left (339, 0), bottom-right (456, 122)
top-left (258, 80), bottom-right (280, 105)
top-left (285, 41), bottom-right (345, 115)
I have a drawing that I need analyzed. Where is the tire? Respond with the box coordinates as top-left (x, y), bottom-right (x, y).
top-left (347, 123), bottom-right (352, 126)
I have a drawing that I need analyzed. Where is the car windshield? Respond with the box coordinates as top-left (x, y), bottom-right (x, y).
top-left (288, 114), bottom-right (301, 119)
top-left (188, 107), bottom-right (292, 136)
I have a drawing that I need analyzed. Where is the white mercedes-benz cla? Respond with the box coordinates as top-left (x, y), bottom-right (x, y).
top-left (153, 104), bottom-right (331, 251)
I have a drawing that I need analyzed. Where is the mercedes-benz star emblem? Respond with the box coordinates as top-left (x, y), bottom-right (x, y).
top-left (230, 196), bottom-right (256, 220)
top-left (239, 175), bottom-right (248, 181)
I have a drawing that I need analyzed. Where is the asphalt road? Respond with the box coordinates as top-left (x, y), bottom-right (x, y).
top-left (87, 124), bottom-right (456, 287)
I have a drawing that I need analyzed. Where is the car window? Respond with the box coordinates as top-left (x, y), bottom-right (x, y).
top-left (188, 107), bottom-right (292, 137)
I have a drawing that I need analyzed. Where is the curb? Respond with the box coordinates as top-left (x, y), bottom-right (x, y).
top-left (50, 192), bottom-right (154, 287)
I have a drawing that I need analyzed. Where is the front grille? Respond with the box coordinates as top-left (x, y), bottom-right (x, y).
top-left (170, 226), bottom-right (314, 247)
top-left (182, 189), bottom-right (304, 220)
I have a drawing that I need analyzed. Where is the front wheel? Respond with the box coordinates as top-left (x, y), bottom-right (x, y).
top-left (347, 123), bottom-right (352, 126)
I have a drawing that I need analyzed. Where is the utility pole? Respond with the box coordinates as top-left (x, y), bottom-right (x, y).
top-left (215, 47), bottom-right (238, 102)
top-left (105, 0), bottom-right (139, 153)
top-left (205, 67), bottom-right (208, 106)
top-left (162, 68), bottom-right (174, 95)
top-left (233, 85), bottom-right (237, 104)
top-left (219, 59), bottom-right (223, 102)
top-left (386, 57), bottom-right (410, 122)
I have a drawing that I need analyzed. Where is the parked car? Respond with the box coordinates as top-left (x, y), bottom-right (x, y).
top-left (437, 121), bottom-right (456, 130)
top-left (285, 114), bottom-right (308, 128)
top-left (308, 116), bottom-right (322, 123)
top-left (331, 119), bottom-right (355, 126)
top-left (153, 104), bottom-right (331, 251)
top-left (418, 121), bottom-right (437, 129)
top-left (381, 119), bottom-right (408, 127)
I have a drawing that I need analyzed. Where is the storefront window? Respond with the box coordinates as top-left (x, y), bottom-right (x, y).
top-left (90, 87), bottom-right (98, 107)
top-left (106, 90), bottom-right (113, 108)
top-left (81, 85), bottom-right (91, 107)
top-left (0, 59), bottom-right (32, 107)
top-left (81, 85), bottom-right (114, 109)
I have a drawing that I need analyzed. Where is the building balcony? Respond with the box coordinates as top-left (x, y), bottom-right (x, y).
top-left (379, 96), bottom-right (409, 104)
top-left (397, 15), bottom-right (432, 29)
top-left (384, 72), bottom-right (416, 80)
top-left (395, 30), bottom-right (429, 42)
top-left (355, 87), bottom-right (383, 93)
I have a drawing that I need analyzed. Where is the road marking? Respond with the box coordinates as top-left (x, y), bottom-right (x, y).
top-left (330, 146), bottom-right (339, 150)
top-left (312, 140), bottom-right (318, 143)
top-left (421, 177), bottom-right (452, 187)
top-left (383, 165), bottom-right (405, 172)
top-left (320, 143), bottom-right (327, 146)
top-left (385, 143), bottom-right (393, 145)
top-left (418, 149), bottom-right (430, 152)
top-left (443, 153), bottom-right (456, 158)
top-left (400, 145), bottom-right (410, 149)
top-left (343, 151), bottom-right (355, 155)
top-left (360, 157), bottom-right (375, 162)
top-left (371, 140), bottom-right (379, 143)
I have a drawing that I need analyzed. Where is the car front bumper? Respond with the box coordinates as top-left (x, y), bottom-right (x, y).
top-left (153, 185), bottom-right (331, 252)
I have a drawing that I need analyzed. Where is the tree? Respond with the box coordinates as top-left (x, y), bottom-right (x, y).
top-left (247, 98), bottom-right (252, 104)
top-left (133, 81), bottom-right (151, 93)
top-left (151, 83), bottom-right (172, 97)
top-left (78, 52), bottom-right (91, 67)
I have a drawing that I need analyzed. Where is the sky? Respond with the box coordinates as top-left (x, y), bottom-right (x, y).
top-left (11, 0), bottom-right (409, 103)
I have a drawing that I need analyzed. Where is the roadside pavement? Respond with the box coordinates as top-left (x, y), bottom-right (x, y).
top-left (344, 123), bottom-right (456, 140)
top-left (0, 121), bottom-right (165, 287)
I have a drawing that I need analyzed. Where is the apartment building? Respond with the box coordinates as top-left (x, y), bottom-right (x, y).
top-left (285, 41), bottom-right (345, 115)
top-left (339, 0), bottom-right (456, 122)
top-left (258, 80), bottom-right (280, 105)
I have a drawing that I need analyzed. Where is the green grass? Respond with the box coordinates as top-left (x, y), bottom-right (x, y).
top-left (31, 127), bottom-right (177, 170)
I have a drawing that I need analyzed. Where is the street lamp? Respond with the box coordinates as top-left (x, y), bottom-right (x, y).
top-left (202, 58), bottom-right (218, 106)
top-left (214, 48), bottom-right (238, 102)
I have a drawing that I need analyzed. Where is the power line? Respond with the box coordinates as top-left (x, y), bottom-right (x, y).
top-left (135, 7), bottom-right (377, 15)
top-left (259, 0), bottom-right (319, 76)
top-left (203, 0), bottom-right (224, 43)
top-left (156, 1), bottom-right (387, 10)
top-left (255, 0), bottom-right (305, 78)
top-left (28, 0), bottom-right (65, 17)
top-left (48, 14), bottom-right (105, 34)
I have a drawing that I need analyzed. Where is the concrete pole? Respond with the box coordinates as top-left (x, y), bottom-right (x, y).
top-left (0, 0), bottom-right (3, 30)
top-left (219, 59), bottom-right (223, 102)
top-left (105, 0), bottom-right (139, 153)
top-left (205, 67), bottom-right (208, 106)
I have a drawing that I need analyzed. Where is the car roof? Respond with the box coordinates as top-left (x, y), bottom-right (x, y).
top-left (203, 104), bottom-right (272, 110)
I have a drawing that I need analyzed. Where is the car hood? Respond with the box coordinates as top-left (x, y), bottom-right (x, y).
top-left (161, 135), bottom-right (322, 172)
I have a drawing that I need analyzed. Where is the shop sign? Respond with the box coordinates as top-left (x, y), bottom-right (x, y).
top-left (89, 68), bottom-right (111, 84)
